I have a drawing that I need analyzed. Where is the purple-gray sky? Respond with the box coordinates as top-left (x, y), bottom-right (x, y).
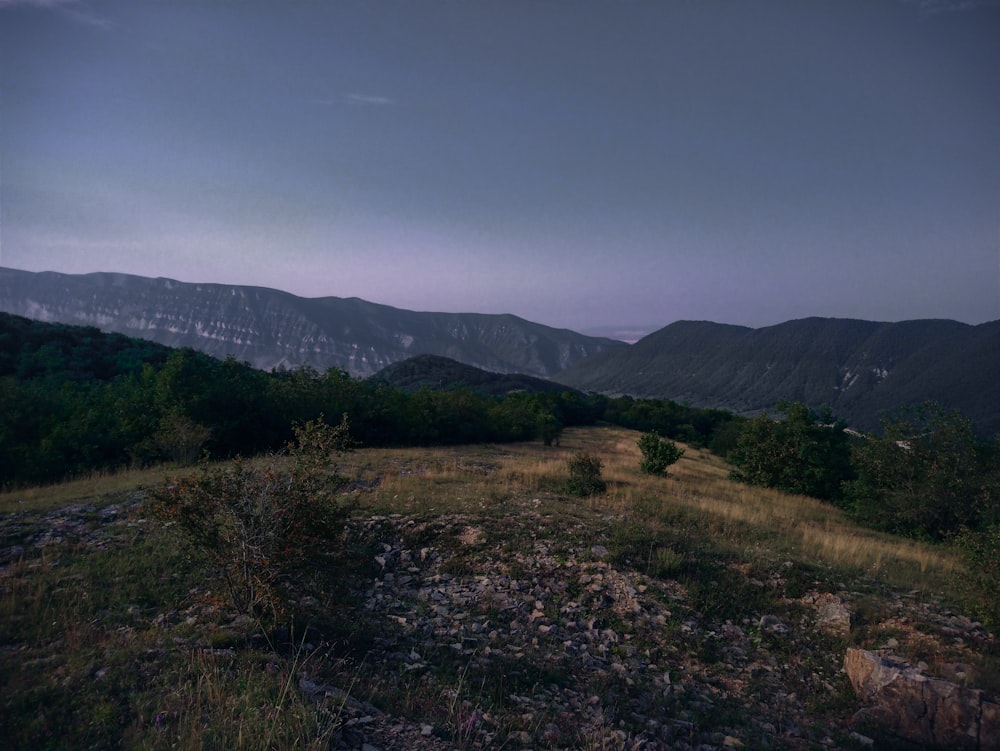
top-left (1, 0), bottom-right (998, 335)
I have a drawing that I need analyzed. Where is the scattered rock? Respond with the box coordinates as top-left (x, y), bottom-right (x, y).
top-left (8, 493), bottom-right (997, 751)
top-left (758, 614), bottom-right (789, 636)
top-left (848, 730), bottom-right (874, 746)
top-left (801, 591), bottom-right (854, 636)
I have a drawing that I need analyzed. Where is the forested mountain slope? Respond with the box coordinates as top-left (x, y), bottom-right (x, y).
top-left (369, 354), bottom-right (576, 396)
top-left (556, 317), bottom-right (1000, 435)
top-left (4, 267), bottom-right (996, 435)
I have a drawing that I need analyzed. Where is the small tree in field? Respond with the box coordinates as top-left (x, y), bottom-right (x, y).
top-left (566, 452), bottom-right (606, 496)
top-left (637, 431), bottom-right (684, 476)
top-left (536, 412), bottom-right (563, 447)
top-left (151, 414), bottom-right (354, 623)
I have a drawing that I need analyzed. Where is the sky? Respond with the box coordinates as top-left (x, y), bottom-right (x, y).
top-left (1, 0), bottom-right (998, 336)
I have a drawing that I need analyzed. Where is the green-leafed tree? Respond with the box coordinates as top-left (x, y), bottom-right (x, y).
top-left (536, 411), bottom-right (564, 446)
top-left (728, 401), bottom-right (853, 501)
top-left (842, 403), bottom-right (1000, 540)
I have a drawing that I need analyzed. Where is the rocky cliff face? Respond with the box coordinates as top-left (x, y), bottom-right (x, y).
top-left (0, 268), bottom-right (623, 377)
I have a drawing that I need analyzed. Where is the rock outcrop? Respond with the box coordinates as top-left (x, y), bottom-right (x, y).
top-left (844, 647), bottom-right (1000, 750)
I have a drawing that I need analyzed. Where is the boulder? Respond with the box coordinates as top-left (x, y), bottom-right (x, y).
top-left (844, 648), bottom-right (1000, 750)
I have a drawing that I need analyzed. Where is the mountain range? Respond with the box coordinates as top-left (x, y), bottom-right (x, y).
top-left (553, 317), bottom-right (1000, 435)
top-left (2, 267), bottom-right (997, 435)
top-left (0, 268), bottom-right (621, 378)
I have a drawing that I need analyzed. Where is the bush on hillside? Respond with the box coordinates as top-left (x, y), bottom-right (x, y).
top-left (842, 403), bottom-right (999, 540)
top-left (566, 452), bottom-right (606, 496)
top-left (955, 524), bottom-right (1000, 628)
top-left (637, 430), bottom-right (684, 476)
top-left (151, 414), bottom-right (354, 624)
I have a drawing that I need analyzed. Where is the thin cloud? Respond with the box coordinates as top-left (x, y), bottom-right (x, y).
top-left (0, 0), bottom-right (71, 6)
top-left (343, 93), bottom-right (395, 106)
top-left (309, 93), bottom-right (396, 108)
top-left (0, 0), bottom-right (111, 28)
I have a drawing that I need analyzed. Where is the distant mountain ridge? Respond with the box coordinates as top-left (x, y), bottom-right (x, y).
top-left (0, 268), bottom-right (623, 378)
top-left (3, 267), bottom-right (997, 435)
top-left (555, 317), bottom-right (1000, 435)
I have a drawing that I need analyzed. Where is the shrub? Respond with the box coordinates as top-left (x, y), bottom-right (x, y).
top-left (152, 409), bottom-right (212, 465)
top-left (728, 401), bottom-right (852, 501)
top-left (955, 524), bottom-right (1000, 628)
top-left (536, 412), bottom-right (563, 446)
top-left (637, 430), bottom-right (684, 476)
top-left (151, 414), bottom-right (354, 623)
top-left (566, 452), bottom-right (606, 496)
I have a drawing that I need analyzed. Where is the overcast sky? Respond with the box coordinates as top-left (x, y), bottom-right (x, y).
top-left (1, 0), bottom-right (998, 334)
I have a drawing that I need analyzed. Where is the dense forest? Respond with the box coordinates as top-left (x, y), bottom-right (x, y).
top-left (0, 314), bottom-right (737, 487)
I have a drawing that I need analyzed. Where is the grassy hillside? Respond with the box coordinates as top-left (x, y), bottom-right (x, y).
top-left (1, 427), bottom-right (996, 750)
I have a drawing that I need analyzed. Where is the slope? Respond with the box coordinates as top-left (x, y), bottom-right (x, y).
top-left (369, 354), bottom-right (577, 396)
top-left (556, 317), bottom-right (1000, 434)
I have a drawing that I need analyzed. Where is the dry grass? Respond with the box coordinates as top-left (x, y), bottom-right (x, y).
top-left (584, 426), bottom-right (963, 589)
top-left (2, 425), bottom-right (967, 593)
top-left (0, 465), bottom-right (179, 513)
top-left (337, 426), bottom-right (964, 593)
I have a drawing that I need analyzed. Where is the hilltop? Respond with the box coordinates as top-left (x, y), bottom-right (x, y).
top-left (369, 354), bottom-right (576, 396)
top-left (2, 427), bottom-right (996, 750)
top-left (0, 268), bottom-right (622, 378)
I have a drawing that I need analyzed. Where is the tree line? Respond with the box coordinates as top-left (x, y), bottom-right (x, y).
top-left (0, 314), bottom-right (736, 487)
top-left (725, 400), bottom-right (1000, 623)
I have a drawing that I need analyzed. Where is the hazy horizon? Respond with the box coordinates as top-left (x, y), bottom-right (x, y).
top-left (1, 0), bottom-right (998, 333)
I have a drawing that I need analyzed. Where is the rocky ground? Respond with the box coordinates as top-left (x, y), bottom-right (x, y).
top-left (336, 502), bottom-right (998, 750)
top-left (2, 494), bottom-right (998, 750)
